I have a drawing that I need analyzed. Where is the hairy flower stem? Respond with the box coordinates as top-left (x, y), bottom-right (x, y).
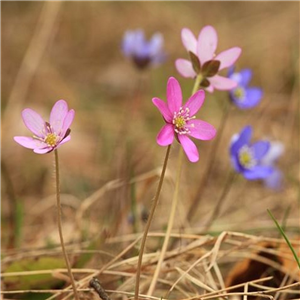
top-left (148, 147), bottom-right (184, 295)
top-left (187, 100), bottom-right (232, 222)
top-left (134, 145), bottom-right (171, 300)
top-left (147, 75), bottom-right (203, 296)
top-left (54, 150), bottom-right (79, 300)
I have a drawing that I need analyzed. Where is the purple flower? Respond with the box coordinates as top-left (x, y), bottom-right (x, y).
top-left (228, 67), bottom-right (263, 109)
top-left (230, 126), bottom-right (273, 180)
top-left (14, 100), bottom-right (75, 154)
top-left (175, 26), bottom-right (242, 93)
top-left (122, 29), bottom-right (166, 70)
top-left (152, 77), bottom-right (216, 163)
top-left (261, 141), bottom-right (284, 190)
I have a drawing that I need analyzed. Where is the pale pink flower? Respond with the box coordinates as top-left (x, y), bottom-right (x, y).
top-left (14, 100), bottom-right (75, 154)
top-left (153, 77), bottom-right (216, 162)
top-left (175, 25), bottom-right (242, 93)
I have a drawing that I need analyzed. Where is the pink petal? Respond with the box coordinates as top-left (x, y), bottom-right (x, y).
top-left (209, 75), bottom-right (238, 91)
top-left (167, 77), bottom-right (182, 113)
top-left (183, 90), bottom-right (205, 117)
top-left (50, 100), bottom-right (68, 135)
top-left (187, 119), bottom-right (216, 140)
top-left (152, 97), bottom-right (172, 122)
top-left (205, 84), bottom-right (214, 93)
top-left (175, 59), bottom-right (196, 78)
top-left (34, 147), bottom-right (52, 154)
top-left (157, 124), bottom-right (174, 146)
top-left (14, 136), bottom-right (39, 149)
top-left (197, 25), bottom-right (218, 64)
top-left (178, 134), bottom-right (199, 163)
top-left (215, 47), bottom-right (241, 70)
top-left (21, 109), bottom-right (45, 138)
top-left (57, 135), bottom-right (71, 148)
top-left (181, 28), bottom-right (197, 53)
top-left (61, 109), bottom-right (75, 138)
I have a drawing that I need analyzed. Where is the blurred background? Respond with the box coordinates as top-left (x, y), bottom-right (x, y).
top-left (1, 1), bottom-right (299, 291)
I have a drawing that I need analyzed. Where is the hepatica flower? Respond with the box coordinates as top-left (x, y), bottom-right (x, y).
top-left (14, 100), bottom-right (74, 154)
top-left (122, 29), bottom-right (166, 70)
top-left (228, 67), bottom-right (263, 109)
top-left (175, 26), bottom-right (241, 93)
top-left (230, 126), bottom-right (273, 180)
top-left (153, 77), bottom-right (216, 163)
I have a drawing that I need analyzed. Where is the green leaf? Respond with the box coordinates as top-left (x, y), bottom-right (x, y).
top-left (3, 257), bottom-right (65, 290)
top-left (189, 51), bottom-right (201, 74)
top-left (202, 60), bottom-right (220, 77)
top-left (267, 209), bottom-right (300, 269)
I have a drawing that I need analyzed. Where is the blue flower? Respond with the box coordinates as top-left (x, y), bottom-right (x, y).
top-left (261, 141), bottom-right (284, 190)
top-left (230, 126), bottom-right (273, 180)
top-left (122, 29), bottom-right (166, 70)
top-left (228, 67), bottom-right (263, 109)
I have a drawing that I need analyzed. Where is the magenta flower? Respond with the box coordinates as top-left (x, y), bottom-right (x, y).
top-left (14, 100), bottom-right (75, 154)
top-left (153, 77), bottom-right (216, 162)
top-left (175, 26), bottom-right (242, 93)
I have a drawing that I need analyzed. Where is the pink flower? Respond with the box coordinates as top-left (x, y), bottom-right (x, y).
top-left (175, 25), bottom-right (242, 93)
top-left (14, 100), bottom-right (75, 154)
top-left (153, 77), bottom-right (216, 162)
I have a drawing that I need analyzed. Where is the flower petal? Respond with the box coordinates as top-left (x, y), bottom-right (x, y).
top-left (61, 109), bottom-right (75, 138)
top-left (209, 75), bottom-right (238, 90)
top-left (181, 28), bottom-right (197, 53)
top-left (197, 25), bottom-right (218, 64)
top-left (239, 69), bottom-right (252, 86)
top-left (261, 142), bottom-right (284, 165)
top-left (264, 168), bottom-right (283, 190)
top-left (215, 47), bottom-right (242, 71)
top-left (188, 119), bottom-right (216, 140)
top-left (205, 84), bottom-right (214, 93)
top-left (21, 109), bottom-right (45, 138)
top-left (244, 166), bottom-right (273, 180)
top-left (34, 147), bottom-right (53, 154)
top-left (57, 135), bottom-right (71, 147)
top-left (167, 77), bottom-right (182, 113)
top-left (251, 141), bottom-right (270, 160)
top-left (157, 124), bottom-right (174, 146)
top-left (152, 97), bottom-right (172, 122)
top-left (178, 134), bottom-right (199, 162)
top-left (243, 88), bottom-right (263, 108)
top-left (175, 59), bottom-right (196, 78)
top-left (50, 100), bottom-right (69, 135)
top-left (230, 126), bottom-right (252, 156)
top-left (148, 33), bottom-right (164, 56)
top-left (14, 136), bottom-right (39, 149)
top-left (183, 90), bottom-right (205, 117)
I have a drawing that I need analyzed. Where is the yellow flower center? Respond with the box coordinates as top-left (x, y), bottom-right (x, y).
top-left (45, 133), bottom-right (58, 147)
top-left (238, 145), bottom-right (256, 169)
top-left (174, 116), bottom-right (186, 129)
top-left (233, 87), bottom-right (245, 100)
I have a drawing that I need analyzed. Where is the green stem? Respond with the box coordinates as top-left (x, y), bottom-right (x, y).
top-left (134, 145), bottom-right (171, 300)
top-left (267, 209), bottom-right (300, 269)
top-left (192, 74), bottom-right (203, 95)
top-left (148, 148), bottom-right (184, 295)
top-left (54, 150), bottom-right (79, 300)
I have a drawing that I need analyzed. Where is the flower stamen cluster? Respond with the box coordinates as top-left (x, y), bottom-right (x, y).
top-left (238, 145), bottom-right (256, 169)
top-left (173, 107), bottom-right (195, 135)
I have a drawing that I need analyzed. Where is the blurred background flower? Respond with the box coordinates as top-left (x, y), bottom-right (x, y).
top-left (230, 126), bottom-right (273, 180)
top-left (122, 29), bottom-right (166, 70)
top-left (228, 67), bottom-right (263, 109)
